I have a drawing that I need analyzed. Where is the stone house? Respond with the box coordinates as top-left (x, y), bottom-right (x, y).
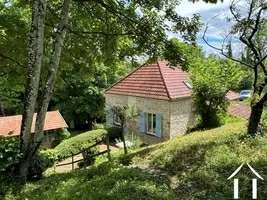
top-left (105, 61), bottom-right (196, 144)
top-left (0, 110), bottom-right (68, 149)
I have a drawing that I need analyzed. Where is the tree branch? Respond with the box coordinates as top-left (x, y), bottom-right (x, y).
top-left (69, 29), bottom-right (135, 36)
top-left (202, 21), bottom-right (254, 69)
top-left (0, 52), bottom-right (25, 68)
top-left (93, 0), bottom-right (138, 24)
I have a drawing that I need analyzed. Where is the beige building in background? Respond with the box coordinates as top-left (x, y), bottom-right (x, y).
top-left (105, 61), bottom-right (195, 144)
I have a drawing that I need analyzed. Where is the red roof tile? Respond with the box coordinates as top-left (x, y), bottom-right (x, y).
top-left (226, 91), bottom-right (240, 101)
top-left (228, 103), bottom-right (251, 119)
top-left (0, 111), bottom-right (68, 137)
top-left (105, 60), bottom-right (191, 99)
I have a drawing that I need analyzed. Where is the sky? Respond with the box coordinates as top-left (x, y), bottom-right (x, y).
top-left (175, 0), bottom-right (232, 54)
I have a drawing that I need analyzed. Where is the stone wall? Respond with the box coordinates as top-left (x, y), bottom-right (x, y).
top-left (105, 94), bottom-right (171, 144)
top-left (169, 98), bottom-right (196, 139)
top-left (105, 94), bottom-right (196, 144)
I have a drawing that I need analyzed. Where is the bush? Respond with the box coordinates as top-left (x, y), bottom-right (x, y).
top-left (77, 149), bottom-right (96, 168)
top-left (190, 57), bottom-right (243, 128)
top-left (0, 136), bottom-right (20, 172)
top-left (116, 134), bottom-right (144, 150)
top-left (54, 129), bottom-right (107, 159)
top-left (93, 123), bottom-right (105, 130)
top-left (0, 136), bottom-right (58, 181)
top-left (52, 128), bottom-right (71, 148)
top-left (27, 149), bottom-right (57, 180)
top-left (106, 126), bottom-right (122, 140)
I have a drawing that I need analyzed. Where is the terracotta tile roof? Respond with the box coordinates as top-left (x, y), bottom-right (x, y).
top-left (0, 111), bottom-right (68, 137)
top-left (105, 60), bottom-right (191, 100)
top-left (226, 91), bottom-right (240, 101)
top-left (228, 103), bottom-right (251, 119)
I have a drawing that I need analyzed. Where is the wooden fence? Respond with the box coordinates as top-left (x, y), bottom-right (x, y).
top-left (55, 136), bottom-right (111, 171)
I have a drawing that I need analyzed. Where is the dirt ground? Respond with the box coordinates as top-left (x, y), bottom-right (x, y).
top-left (46, 144), bottom-right (119, 174)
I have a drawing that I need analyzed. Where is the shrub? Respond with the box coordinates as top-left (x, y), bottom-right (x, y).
top-left (116, 134), bottom-right (144, 150)
top-left (54, 129), bottom-right (107, 159)
top-left (0, 136), bottom-right (58, 181)
top-left (93, 123), bottom-right (105, 130)
top-left (190, 57), bottom-right (243, 128)
top-left (106, 126), bottom-right (122, 140)
top-left (0, 136), bottom-right (20, 172)
top-left (27, 149), bottom-right (57, 180)
top-left (77, 149), bottom-right (96, 168)
top-left (52, 128), bottom-right (71, 148)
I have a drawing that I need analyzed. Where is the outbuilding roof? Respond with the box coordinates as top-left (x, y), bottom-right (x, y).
top-left (105, 60), bottom-right (191, 100)
top-left (226, 91), bottom-right (240, 101)
top-left (0, 110), bottom-right (68, 137)
top-left (228, 103), bottom-right (251, 119)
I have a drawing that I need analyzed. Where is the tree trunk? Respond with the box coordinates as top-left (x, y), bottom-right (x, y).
top-left (121, 117), bottom-right (128, 154)
top-left (34, 0), bottom-right (71, 143)
top-left (18, 0), bottom-right (71, 182)
top-left (247, 101), bottom-right (264, 136)
top-left (19, 0), bottom-right (47, 182)
top-left (0, 100), bottom-right (5, 116)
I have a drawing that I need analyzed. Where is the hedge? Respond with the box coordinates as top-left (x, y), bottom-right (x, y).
top-left (54, 129), bottom-right (107, 159)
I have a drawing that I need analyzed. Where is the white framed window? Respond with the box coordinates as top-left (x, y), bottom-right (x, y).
top-left (146, 113), bottom-right (156, 135)
top-left (113, 106), bottom-right (122, 126)
top-left (183, 81), bottom-right (193, 89)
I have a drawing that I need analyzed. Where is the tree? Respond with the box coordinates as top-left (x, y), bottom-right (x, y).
top-left (112, 105), bottom-right (139, 154)
top-left (203, 0), bottom-right (267, 136)
top-left (190, 56), bottom-right (244, 128)
top-left (163, 38), bottom-right (204, 70)
top-left (18, 0), bottom-right (72, 181)
top-left (51, 62), bottom-right (129, 128)
top-left (226, 42), bottom-right (233, 58)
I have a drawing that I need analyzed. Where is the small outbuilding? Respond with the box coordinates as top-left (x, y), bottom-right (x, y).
top-left (105, 61), bottom-right (196, 144)
top-left (0, 110), bottom-right (68, 149)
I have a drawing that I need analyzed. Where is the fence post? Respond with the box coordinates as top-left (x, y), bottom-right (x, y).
top-left (72, 153), bottom-right (74, 171)
top-left (83, 149), bottom-right (86, 169)
top-left (106, 136), bottom-right (111, 161)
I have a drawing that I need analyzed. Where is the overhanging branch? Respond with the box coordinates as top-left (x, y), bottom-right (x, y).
top-left (0, 52), bottom-right (25, 68)
top-left (202, 22), bottom-right (254, 69)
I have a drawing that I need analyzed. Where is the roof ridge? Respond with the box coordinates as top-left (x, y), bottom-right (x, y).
top-left (105, 63), bottom-right (147, 93)
top-left (157, 61), bottom-right (171, 99)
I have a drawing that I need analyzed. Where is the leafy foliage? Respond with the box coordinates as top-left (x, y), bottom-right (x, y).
top-left (51, 128), bottom-right (71, 148)
top-left (0, 136), bottom-right (20, 172)
top-left (93, 123), bottom-right (105, 130)
top-left (163, 38), bottom-right (204, 70)
top-left (106, 126), bottom-right (122, 140)
top-left (52, 62), bottom-right (130, 126)
top-left (27, 150), bottom-right (58, 181)
top-left (190, 56), bottom-right (245, 128)
top-left (54, 129), bottom-right (107, 159)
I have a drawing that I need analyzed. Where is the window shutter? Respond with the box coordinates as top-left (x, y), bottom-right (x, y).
top-left (108, 105), bottom-right (114, 124)
top-left (156, 114), bottom-right (162, 138)
top-left (139, 112), bottom-right (145, 132)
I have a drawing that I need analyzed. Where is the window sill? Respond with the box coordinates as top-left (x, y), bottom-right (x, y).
top-left (145, 132), bottom-right (159, 138)
top-left (114, 123), bottom-right (122, 127)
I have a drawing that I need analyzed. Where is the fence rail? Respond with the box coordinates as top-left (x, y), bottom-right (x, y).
top-left (55, 136), bottom-right (111, 171)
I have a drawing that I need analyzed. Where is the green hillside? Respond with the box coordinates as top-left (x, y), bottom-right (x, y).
top-left (5, 121), bottom-right (267, 200)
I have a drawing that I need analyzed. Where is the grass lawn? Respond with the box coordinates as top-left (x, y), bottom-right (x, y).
top-left (4, 121), bottom-right (267, 200)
